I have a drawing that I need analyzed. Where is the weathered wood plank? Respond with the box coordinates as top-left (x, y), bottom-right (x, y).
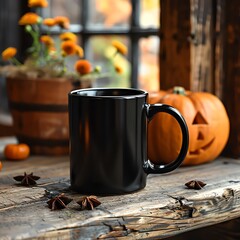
top-left (159, 0), bottom-right (191, 90)
top-left (190, 0), bottom-right (215, 92)
top-left (1, 155), bottom-right (240, 239)
top-left (221, 0), bottom-right (240, 158)
top-left (213, 0), bottom-right (224, 98)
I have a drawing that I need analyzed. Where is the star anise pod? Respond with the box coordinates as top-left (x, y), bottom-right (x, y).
top-left (185, 180), bottom-right (206, 190)
top-left (13, 172), bottom-right (40, 186)
top-left (47, 193), bottom-right (73, 210)
top-left (77, 195), bottom-right (101, 210)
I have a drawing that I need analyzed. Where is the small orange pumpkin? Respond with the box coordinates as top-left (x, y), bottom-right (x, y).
top-left (148, 86), bottom-right (230, 166)
top-left (4, 143), bottom-right (30, 160)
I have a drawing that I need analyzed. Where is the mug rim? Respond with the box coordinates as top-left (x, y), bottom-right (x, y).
top-left (69, 87), bottom-right (148, 99)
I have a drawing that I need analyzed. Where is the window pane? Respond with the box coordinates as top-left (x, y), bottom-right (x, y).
top-left (42, 0), bottom-right (81, 24)
top-left (87, 0), bottom-right (131, 29)
top-left (87, 36), bottom-right (130, 88)
top-left (140, 0), bottom-right (160, 28)
top-left (139, 36), bottom-right (159, 92)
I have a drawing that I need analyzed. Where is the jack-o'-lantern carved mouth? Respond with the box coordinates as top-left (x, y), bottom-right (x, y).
top-left (189, 138), bottom-right (215, 155)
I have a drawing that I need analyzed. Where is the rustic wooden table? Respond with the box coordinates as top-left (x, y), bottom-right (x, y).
top-left (0, 137), bottom-right (240, 239)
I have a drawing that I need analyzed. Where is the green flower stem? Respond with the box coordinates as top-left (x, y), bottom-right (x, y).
top-left (10, 57), bottom-right (22, 66)
top-left (60, 57), bottom-right (67, 76)
top-left (27, 24), bottom-right (41, 62)
top-left (47, 29), bottom-right (51, 36)
top-left (113, 50), bottom-right (119, 58)
top-left (34, 24), bottom-right (41, 54)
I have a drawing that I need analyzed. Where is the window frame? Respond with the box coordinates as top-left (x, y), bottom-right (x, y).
top-left (42, 0), bottom-right (160, 88)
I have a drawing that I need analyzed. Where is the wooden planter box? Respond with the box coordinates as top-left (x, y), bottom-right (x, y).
top-left (6, 76), bottom-right (90, 156)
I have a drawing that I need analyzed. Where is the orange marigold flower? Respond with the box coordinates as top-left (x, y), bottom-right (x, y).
top-left (60, 32), bottom-right (78, 43)
top-left (114, 64), bottom-right (124, 74)
top-left (18, 12), bottom-right (41, 25)
top-left (1, 47), bottom-right (17, 61)
top-left (40, 35), bottom-right (54, 47)
top-left (112, 40), bottom-right (128, 55)
top-left (28, 0), bottom-right (48, 8)
top-left (43, 18), bottom-right (56, 27)
top-left (61, 40), bottom-right (77, 55)
top-left (75, 45), bottom-right (84, 58)
top-left (75, 60), bottom-right (92, 75)
top-left (54, 16), bottom-right (70, 29)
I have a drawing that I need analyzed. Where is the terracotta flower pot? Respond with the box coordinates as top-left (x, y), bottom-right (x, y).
top-left (6, 76), bottom-right (90, 155)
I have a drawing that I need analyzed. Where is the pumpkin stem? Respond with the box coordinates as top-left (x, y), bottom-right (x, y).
top-left (173, 86), bottom-right (186, 95)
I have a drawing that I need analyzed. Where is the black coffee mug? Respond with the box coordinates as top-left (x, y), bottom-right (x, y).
top-left (68, 88), bottom-right (189, 195)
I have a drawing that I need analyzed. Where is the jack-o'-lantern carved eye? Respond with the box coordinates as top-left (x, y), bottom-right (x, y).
top-left (193, 111), bottom-right (208, 125)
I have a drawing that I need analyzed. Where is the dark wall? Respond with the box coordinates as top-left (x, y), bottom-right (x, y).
top-left (0, 1), bottom-right (21, 60)
top-left (0, 0), bottom-right (29, 113)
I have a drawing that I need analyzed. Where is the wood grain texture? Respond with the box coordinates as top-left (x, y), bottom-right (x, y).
top-left (5, 77), bottom-right (74, 156)
top-left (1, 153), bottom-right (240, 239)
top-left (190, 0), bottom-right (215, 92)
top-left (159, 0), bottom-right (191, 90)
top-left (221, 0), bottom-right (240, 158)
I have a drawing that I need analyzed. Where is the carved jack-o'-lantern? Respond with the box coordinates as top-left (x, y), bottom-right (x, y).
top-left (148, 87), bottom-right (230, 166)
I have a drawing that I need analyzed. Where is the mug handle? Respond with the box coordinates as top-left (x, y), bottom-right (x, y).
top-left (144, 103), bottom-right (189, 174)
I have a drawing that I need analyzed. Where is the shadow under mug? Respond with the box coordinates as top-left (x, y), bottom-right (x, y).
top-left (68, 88), bottom-right (189, 195)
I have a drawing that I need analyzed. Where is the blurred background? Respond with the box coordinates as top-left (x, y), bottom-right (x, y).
top-left (1, 0), bottom-right (240, 157)
top-left (0, 0), bottom-right (160, 120)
